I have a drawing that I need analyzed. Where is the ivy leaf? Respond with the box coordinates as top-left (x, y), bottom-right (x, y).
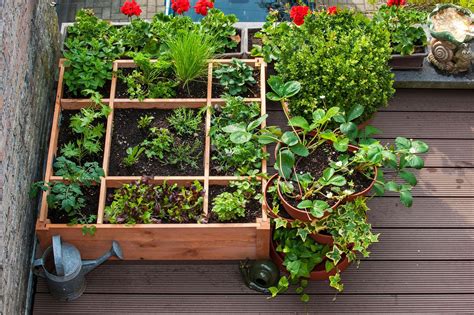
top-left (325, 260), bottom-right (335, 272)
top-left (329, 273), bottom-right (344, 292)
top-left (326, 246), bottom-right (342, 265)
top-left (297, 228), bottom-right (309, 242)
top-left (274, 218), bottom-right (288, 229)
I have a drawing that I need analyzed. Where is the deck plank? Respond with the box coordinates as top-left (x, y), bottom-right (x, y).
top-left (35, 261), bottom-right (474, 295)
top-left (33, 293), bottom-right (474, 314)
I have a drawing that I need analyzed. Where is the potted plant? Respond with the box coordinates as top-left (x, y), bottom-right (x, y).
top-left (373, 1), bottom-right (428, 70)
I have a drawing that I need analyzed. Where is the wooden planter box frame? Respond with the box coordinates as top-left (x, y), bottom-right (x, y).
top-left (36, 58), bottom-right (270, 260)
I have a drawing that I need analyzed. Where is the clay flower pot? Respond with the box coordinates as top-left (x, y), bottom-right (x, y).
top-left (263, 174), bottom-right (295, 225)
top-left (344, 145), bottom-right (378, 202)
top-left (269, 239), bottom-right (350, 281)
top-left (309, 231), bottom-right (334, 245)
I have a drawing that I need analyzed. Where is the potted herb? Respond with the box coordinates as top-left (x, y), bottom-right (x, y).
top-left (373, 1), bottom-right (428, 70)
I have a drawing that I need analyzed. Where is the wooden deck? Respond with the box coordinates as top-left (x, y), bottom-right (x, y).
top-left (33, 89), bottom-right (474, 313)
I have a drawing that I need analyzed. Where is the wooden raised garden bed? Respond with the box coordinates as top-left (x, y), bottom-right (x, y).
top-left (36, 58), bottom-right (270, 260)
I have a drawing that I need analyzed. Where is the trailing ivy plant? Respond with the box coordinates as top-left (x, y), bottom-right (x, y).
top-left (214, 59), bottom-right (256, 96)
top-left (60, 91), bottom-right (111, 166)
top-left (210, 96), bottom-right (269, 175)
top-left (274, 10), bottom-right (394, 123)
top-left (105, 177), bottom-right (205, 224)
top-left (31, 157), bottom-right (104, 235)
top-left (211, 178), bottom-right (262, 222)
top-left (373, 5), bottom-right (427, 55)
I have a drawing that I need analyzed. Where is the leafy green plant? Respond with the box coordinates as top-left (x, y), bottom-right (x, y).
top-left (117, 18), bottom-right (159, 56)
top-left (167, 139), bottom-right (203, 170)
top-left (122, 145), bottom-right (145, 167)
top-left (275, 10), bottom-right (394, 123)
top-left (200, 9), bottom-right (239, 54)
top-left (211, 179), bottom-right (261, 222)
top-left (60, 92), bottom-right (111, 165)
top-left (66, 9), bottom-right (113, 44)
top-left (142, 127), bottom-right (174, 159)
top-left (105, 177), bottom-right (205, 224)
top-left (31, 157), bottom-right (103, 234)
top-left (138, 115), bottom-right (154, 129)
top-left (214, 59), bottom-right (257, 96)
top-left (166, 30), bottom-right (214, 93)
top-left (167, 108), bottom-right (204, 136)
top-left (210, 96), bottom-right (268, 175)
top-left (120, 53), bottom-right (176, 100)
top-left (373, 6), bottom-right (427, 55)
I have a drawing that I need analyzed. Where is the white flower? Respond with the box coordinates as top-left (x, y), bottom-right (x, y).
top-left (326, 192), bottom-right (334, 199)
top-left (409, 147), bottom-right (416, 153)
top-left (320, 95), bottom-right (326, 99)
top-left (343, 189), bottom-right (354, 195)
top-left (335, 161), bottom-right (343, 167)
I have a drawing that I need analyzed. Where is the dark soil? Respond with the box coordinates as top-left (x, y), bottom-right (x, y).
top-left (62, 80), bottom-right (112, 99)
top-left (265, 181), bottom-right (293, 220)
top-left (212, 69), bottom-right (260, 98)
top-left (247, 28), bottom-right (262, 51)
top-left (48, 186), bottom-right (100, 224)
top-left (115, 68), bottom-right (208, 99)
top-left (223, 28), bottom-right (242, 54)
top-left (55, 110), bottom-right (106, 173)
top-left (108, 108), bottom-right (205, 176)
top-left (208, 185), bottom-right (262, 223)
top-left (286, 141), bottom-right (373, 209)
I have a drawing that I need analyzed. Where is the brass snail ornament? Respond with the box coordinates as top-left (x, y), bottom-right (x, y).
top-left (428, 4), bottom-right (474, 74)
top-left (239, 259), bottom-right (280, 294)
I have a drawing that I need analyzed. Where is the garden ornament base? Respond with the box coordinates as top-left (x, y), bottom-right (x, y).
top-left (239, 259), bottom-right (280, 294)
top-left (33, 235), bottom-right (123, 301)
top-left (428, 4), bottom-right (474, 74)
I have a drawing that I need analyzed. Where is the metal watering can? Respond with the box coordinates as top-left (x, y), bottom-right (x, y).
top-left (33, 235), bottom-right (123, 301)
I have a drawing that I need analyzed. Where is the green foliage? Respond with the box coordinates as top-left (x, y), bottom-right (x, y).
top-left (251, 13), bottom-right (292, 63)
top-left (373, 6), bottom-right (427, 55)
top-left (166, 30), bottom-right (214, 92)
top-left (66, 9), bottom-right (112, 43)
top-left (214, 59), bottom-right (256, 96)
top-left (105, 177), bottom-right (205, 224)
top-left (167, 108), bottom-right (203, 136)
top-left (142, 127), bottom-right (174, 159)
top-left (167, 139), bottom-right (203, 170)
top-left (122, 145), bottom-right (145, 167)
top-left (138, 115), bottom-right (154, 129)
top-left (210, 96), bottom-right (268, 175)
top-left (60, 93), bottom-right (111, 165)
top-left (275, 10), bottom-right (394, 123)
top-left (121, 53), bottom-right (176, 100)
top-left (211, 179), bottom-right (261, 222)
top-left (200, 9), bottom-right (239, 54)
top-left (117, 18), bottom-right (159, 55)
top-left (266, 76), bottom-right (301, 102)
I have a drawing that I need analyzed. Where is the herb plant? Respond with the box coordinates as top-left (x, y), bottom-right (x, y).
top-left (123, 145), bottom-right (145, 167)
top-left (214, 59), bottom-right (256, 96)
top-left (373, 6), bottom-right (427, 55)
top-left (138, 115), bottom-right (154, 129)
top-left (167, 108), bottom-right (203, 136)
top-left (105, 177), bottom-right (205, 224)
top-left (211, 179), bottom-right (261, 222)
top-left (60, 92), bottom-right (111, 165)
top-left (210, 96), bottom-right (268, 175)
top-left (167, 139), bottom-right (203, 170)
top-left (142, 127), bottom-right (174, 159)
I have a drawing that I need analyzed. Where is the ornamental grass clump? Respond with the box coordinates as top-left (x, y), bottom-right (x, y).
top-left (275, 10), bottom-right (395, 123)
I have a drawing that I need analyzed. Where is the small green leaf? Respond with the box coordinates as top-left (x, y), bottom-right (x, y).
top-left (347, 104), bottom-right (365, 121)
top-left (395, 137), bottom-right (411, 150)
top-left (275, 149), bottom-right (295, 179)
top-left (400, 190), bottom-right (413, 207)
top-left (297, 200), bottom-right (313, 209)
top-left (229, 131), bottom-right (252, 144)
top-left (385, 181), bottom-right (400, 192)
top-left (266, 91), bottom-right (281, 101)
top-left (281, 131), bottom-right (299, 146)
top-left (295, 287), bottom-right (304, 294)
top-left (288, 116), bottom-right (309, 131)
top-left (290, 143), bottom-right (309, 157)
top-left (340, 122), bottom-right (357, 136)
top-left (297, 228), bottom-right (309, 242)
top-left (399, 170), bottom-right (417, 186)
top-left (406, 155), bottom-right (424, 169)
top-left (222, 123), bottom-right (246, 133)
top-left (247, 114), bottom-right (268, 131)
top-left (300, 294), bottom-right (310, 303)
top-left (411, 140), bottom-right (429, 154)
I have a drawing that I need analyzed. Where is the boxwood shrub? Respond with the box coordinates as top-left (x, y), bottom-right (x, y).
top-left (275, 10), bottom-right (395, 123)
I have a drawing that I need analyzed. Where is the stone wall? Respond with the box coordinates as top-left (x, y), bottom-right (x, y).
top-left (0, 0), bottom-right (60, 314)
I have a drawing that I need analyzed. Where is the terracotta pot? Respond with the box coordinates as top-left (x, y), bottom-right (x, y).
top-left (344, 145), bottom-right (378, 202)
top-left (309, 231), bottom-right (334, 245)
top-left (263, 174), bottom-right (295, 225)
top-left (269, 239), bottom-right (350, 281)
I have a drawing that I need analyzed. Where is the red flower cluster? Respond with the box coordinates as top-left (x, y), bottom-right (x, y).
top-left (290, 6), bottom-right (310, 26)
top-left (120, 0), bottom-right (142, 17)
top-left (171, 0), bottom-right (190, 14)
top-left (327, 6), bottom-right (337, 15)
top-left (387, 0), bottom-right (406, 6)
top-left (194, 0), bottom-right (214, 16)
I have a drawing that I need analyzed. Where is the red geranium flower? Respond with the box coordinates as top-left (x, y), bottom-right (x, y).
top-left (327, 6), bottom-right (337, 15)
top-left (387, 0), bottom-right (406, 6)
top-left (120, 0), bottom-right (142, 17)
top-left (171, 0), bottom-right (190, 14)
top-left (290, 6), bottom-right (310, 26)
top-left (194, 0), bottom-right (214, 16)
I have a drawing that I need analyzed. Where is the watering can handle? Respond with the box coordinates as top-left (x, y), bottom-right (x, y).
top-left (52, 235), bottom-right (65, 277)
top-left (32, 258), bottom-right (46, 278)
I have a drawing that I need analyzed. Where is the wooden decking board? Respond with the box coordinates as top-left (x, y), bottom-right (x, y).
top-left (36, 261), bottom-right (474, 295)
top-left (267, 111), bottom-right (474, 139)
top-left (384, 89), bottom-right (474, 112)
top-left (368, 197), bottom-right (474, 228)
top-left (33, 294), bottom-right (474, 314)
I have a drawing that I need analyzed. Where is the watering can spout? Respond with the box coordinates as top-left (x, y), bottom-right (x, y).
top-left (82, 241), bottom-right (124, 275)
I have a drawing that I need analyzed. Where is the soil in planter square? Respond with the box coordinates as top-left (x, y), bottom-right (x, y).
top-left (208, 184), bottom-right (262, 223)
top-left (115, 68), bottom-right (208, 99)
top-left (48, 186), bottom-right (100, 224)
top-left (109, 108), bottom-right (205, 176)
top-left (55, 110), bottom-right (107, 171)
top-left (223, 29), bottom-right (242, 54)
top-left (286, 141), bottom-right (373, 209)
top-left (62, 80), bottom-right (112, 99)
top-left (212, 68), bottom-right (261, 98)
top-left (247, 29), bottom-right (262, 52)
